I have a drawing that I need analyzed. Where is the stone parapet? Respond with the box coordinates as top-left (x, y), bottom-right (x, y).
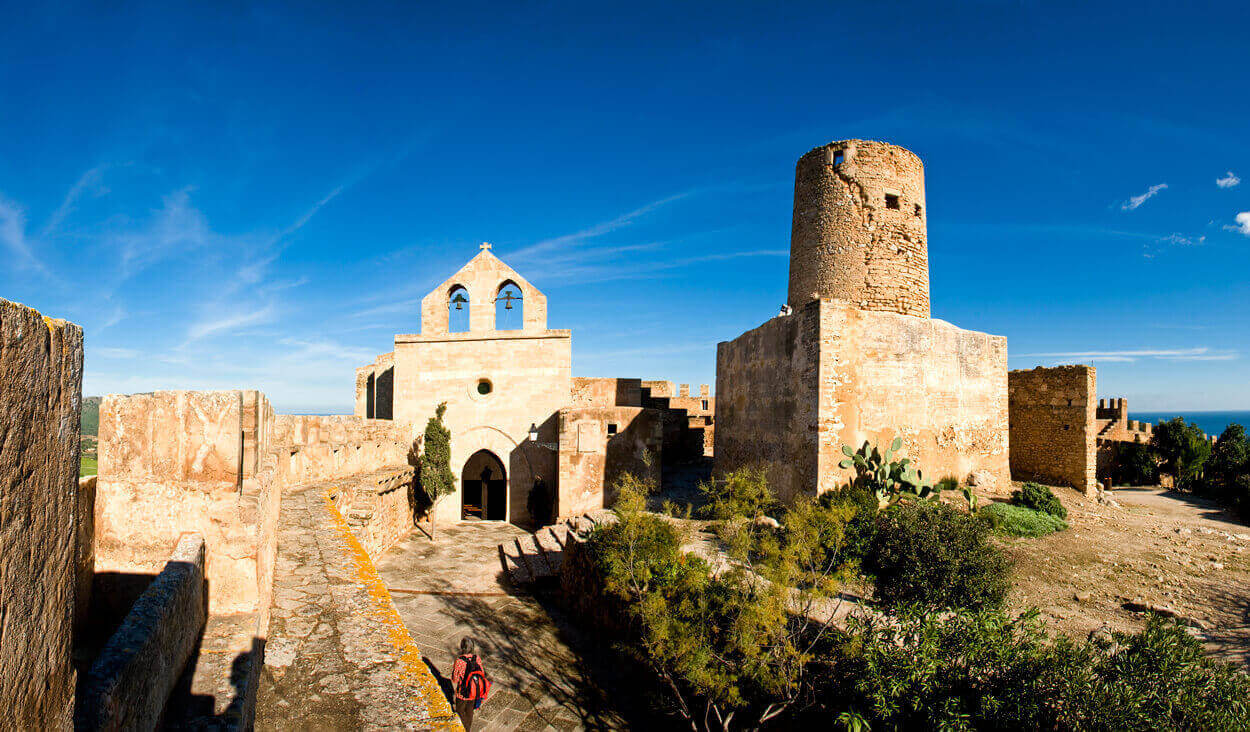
top-left (0, 298), bottom-right (83, 729)
top-left (76, 534), bottom-right (208, 731)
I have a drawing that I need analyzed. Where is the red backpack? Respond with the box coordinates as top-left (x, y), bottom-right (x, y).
top-left (457, 654), bottom-right (491, 704)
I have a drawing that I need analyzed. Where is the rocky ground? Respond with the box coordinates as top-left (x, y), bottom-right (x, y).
top-left (993, 484), bottom-right (1250, 667)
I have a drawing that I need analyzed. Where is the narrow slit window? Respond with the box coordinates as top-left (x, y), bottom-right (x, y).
top-left (607, 423), bottom-right (618, 436)
top-left (914, 203), bottom-right (922, 217)
top-left (885, 194), bottom-right (900, 210)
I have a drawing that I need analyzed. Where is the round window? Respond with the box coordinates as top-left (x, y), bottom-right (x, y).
top-left (477, 379), bottom-right (493, 395)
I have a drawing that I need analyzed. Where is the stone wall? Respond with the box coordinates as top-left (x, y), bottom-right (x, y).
top-left (0, 299), bottom-right (83, 729)
top-left (96, 390), bottom-right (272, 613)
top-left (715, 305), bottom-right (823, 501)
top-left (788, 140), bottom-right (929, 317)
top-left (569, 377), bottom-right (642, 408)
top-left (325, 466), bottom-right (417, 560)
top-left (717, 299), bottom-right (1009, 501)
top-left (77, 476), bottom-right (98, 635)
top-left (1008, 366), bottom-right (1097, 493)
top-left (76, 534), bottom-right (208, 731)
top-left (557, 407), bottom-right (663, 518)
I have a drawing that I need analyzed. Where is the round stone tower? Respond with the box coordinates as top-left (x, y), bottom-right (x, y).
top-left (786, 139), bottom-right (930, 317)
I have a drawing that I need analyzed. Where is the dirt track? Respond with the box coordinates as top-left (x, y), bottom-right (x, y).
top-left (993, 484), bottom-right (1250, 667)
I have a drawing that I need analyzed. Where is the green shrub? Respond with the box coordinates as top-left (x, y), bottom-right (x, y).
top-left (981, 501), bottom-right (1068, 537)
top-left (819, 484), bottom-right (878, 566)
top-left (1011, 481), bottom-right (1067, 519)
top-left (806, 609), bottom-right (1250, 730)
top-left (865, 500), bottom-right (1010, 611)
top-left (1152, 418), bottom-right (1212, 491)
top-left (1114, 441), bottom-right (1160, 486)
top-left (698, 466), bottom-right (778, 521)
top-left (1206, 424), bottom-right (1249, 508)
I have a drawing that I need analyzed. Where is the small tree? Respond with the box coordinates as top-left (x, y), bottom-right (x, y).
top-left (1151, 418), bottom-right (1212, 491)
top-left (419, 402), bottom-right (455, 539)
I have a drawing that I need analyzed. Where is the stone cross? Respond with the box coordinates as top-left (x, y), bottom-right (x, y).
top-left (480, 241), bottom-right (492, 250)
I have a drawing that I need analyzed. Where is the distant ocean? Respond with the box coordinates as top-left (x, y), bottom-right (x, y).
top-left (1130, 411), bottom-right (1250, 439)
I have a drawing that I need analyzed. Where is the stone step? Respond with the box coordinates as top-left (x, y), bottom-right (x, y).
top-left (498, 543), bottom-right (532, 586)
top-left (545, 523), bottom-right (572, 549)
top-left (535, 528), bottom-right (565, 573)
top-left (515, 535), bottom-right (552, 578)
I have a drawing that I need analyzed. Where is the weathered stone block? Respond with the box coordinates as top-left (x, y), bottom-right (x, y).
top-left (0, 298), bottom-right (83, 729)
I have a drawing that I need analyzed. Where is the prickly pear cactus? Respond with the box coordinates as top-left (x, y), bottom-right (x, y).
top-left (838, 437), bottom-right (939, 508)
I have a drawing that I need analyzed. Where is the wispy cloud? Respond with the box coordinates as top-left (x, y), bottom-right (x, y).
top-left (93, 347), bottom-right (142, 359)
top-left (510, 192), bottom-right (691, 261)
top-left (0, 193), bottom-right (54, 278)
top-left (1224, 212), bottom-right (1250, 236)
top-left (185, 304), bottom-right (277, 343)
top-left (1216, 171), bottom-right (1241, 189)
top-left (1142, 232), bottom-right (1206, 258)
top-left (41, 164), bottom-right (109, 236)
top-left (1120, 183), bottom-right (1168, 211)
top-left (1018, 347), bottom-right (1238, 363)
top-left (114, 188), bottom-right (213, 277)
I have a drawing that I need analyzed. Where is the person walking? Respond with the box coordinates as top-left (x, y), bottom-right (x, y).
top-left (528, 475), bottom-right (551, 528)
top-left (450, 637), bottom-right (490, 729)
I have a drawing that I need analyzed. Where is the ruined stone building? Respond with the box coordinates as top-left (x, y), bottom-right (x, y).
top-left (715, 140), bottom-right (1011, 499)
top-left (353, 243), bottom-right (710, 526)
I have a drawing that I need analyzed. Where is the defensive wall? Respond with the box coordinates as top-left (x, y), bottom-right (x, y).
top-left (1007, 366), bottom-right (1099, 493)
top-left (0, 299), bottom-right (84, 728)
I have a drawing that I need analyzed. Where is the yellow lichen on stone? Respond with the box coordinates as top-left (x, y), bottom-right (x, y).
top-left (320, 488), bottom-right (463, 730)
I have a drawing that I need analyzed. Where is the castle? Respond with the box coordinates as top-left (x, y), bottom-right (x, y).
top-left (715, 140), bottom-right (1010, 498)
top-left (1, 137), bottom-right (1182, 726)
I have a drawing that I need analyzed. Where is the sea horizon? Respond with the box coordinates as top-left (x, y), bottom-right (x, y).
top-left (1129, 410), bottom-right (1250, 439)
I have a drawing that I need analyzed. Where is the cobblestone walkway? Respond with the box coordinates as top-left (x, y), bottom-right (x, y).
top-left (255, 483), bottom-right (460, 731)
top-left (376, 524), bottom-right (632, 731)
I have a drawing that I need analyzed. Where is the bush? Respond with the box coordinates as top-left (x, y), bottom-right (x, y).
top-left (1011, 481), bottom-right (1067, 519)
top-left (1114, 441), bottom-right (1160, 486)
top-left (981, 501), bottom-right (1068, 537)
top-left (1152, 418), bottom-right (1212, 491)
top-left (806, 609), bottom-right (1250, 730)
top-left (865, 500), bottom-right (1010, 611)
top-left (1206, 424), bottom-right (1249, 509)
top-left (699, 466), bottom-right (778, 521)
top-left (819, 484), bottom-right (878, 566)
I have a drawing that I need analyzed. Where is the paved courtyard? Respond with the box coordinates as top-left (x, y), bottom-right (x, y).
top-left (375, 523), bottom-right (633, 731)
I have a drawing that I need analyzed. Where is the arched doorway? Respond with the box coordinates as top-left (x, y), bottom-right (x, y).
top-left (461, 449), bottom-right (507, 521)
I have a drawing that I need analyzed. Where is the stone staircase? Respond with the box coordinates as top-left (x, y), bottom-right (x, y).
top-left (498, 510), bottom-right (618, 585)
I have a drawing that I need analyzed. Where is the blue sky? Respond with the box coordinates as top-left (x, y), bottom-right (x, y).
top-left (2, 1), bottom-right (1247, 413)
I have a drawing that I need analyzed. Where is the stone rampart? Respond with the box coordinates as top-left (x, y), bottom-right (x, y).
top-left (76, 534), bottom-right (208, 731)
top-left (1008, 366), bottom-right (1097, 493)
top-left (0, 298), bottom-right (83, 728)
top-left (569, 377), bottom-right (642, 408)
top-left (77, 476), bottom-right (97, 635)
top-left (325, 466), bottom-right (417, 560)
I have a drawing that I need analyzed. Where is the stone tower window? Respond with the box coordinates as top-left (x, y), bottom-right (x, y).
top-left (607, 423), bottom-right (618, 436)
top-left (914, 203), bottom-right (922, 217)
top-left (885, 194), bottom-right (900, 210)
top-left (477, 379), bottom-right (493, 396)
top-left (832, 150), bottom-right (844, 166)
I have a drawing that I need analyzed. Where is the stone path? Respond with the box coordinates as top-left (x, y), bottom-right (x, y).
top-left (255, 483), bottom-right (460, 731)
top-left (376, 524), bottom-right (633, 731)
top-left (162, 613), bottom-right (259, 729)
